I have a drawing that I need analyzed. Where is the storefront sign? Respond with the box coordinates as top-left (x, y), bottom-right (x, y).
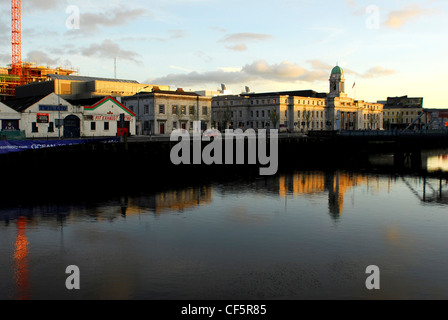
top-left (39, 105), bottom-right (68, 112)
top-left (92, 115), bottom-right (133, 121)
top-left (37, 113), bottom-right (50, 123)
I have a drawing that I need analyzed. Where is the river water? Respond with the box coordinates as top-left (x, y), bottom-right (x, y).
top-left (1, 151), bottom-right (448, 300)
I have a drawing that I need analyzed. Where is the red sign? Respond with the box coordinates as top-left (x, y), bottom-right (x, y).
top-left (37, 113), bottom-right (49, 123)
top-left (92, 115), bottom-right (132, 121)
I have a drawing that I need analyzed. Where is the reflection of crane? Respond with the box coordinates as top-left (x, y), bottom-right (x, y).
top-left (11, 0), bottom-right (22, 80)
top-left (401, 176), bottom-right (448, 204)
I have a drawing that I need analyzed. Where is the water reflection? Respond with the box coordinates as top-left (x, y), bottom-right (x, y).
top-left (13, 217), bottom-right (30, 300)
top-left (1, 170), bottom-right (448, 300)
top-left (278, 172), bottom-right (369, 219)
top-left (427, 152), bottom-right (448, 173)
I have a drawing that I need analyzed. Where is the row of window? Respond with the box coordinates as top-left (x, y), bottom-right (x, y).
top-left (31, 122), bottom-right (55, 133)
top-left (215, 99), bottom-right (325, 107)
top-left (384, 111), bottom-right (421, 116)
top-left (128, 105), bottom-right (209, 116)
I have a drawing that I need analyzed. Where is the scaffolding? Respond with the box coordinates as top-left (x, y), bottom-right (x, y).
top-left (0, 63), bottom-right (78, 101)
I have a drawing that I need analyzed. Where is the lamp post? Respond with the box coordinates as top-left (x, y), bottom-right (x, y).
top-left (136, 86), bottom-right (150, 135)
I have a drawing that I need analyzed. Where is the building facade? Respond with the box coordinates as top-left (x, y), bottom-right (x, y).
top-left (382, 96), bottom-right (424, 130)
top-left (70, 96), bottom-right (136, 137)
top-left (2, 93), bottom-right (135, 138)
top-left (15, 74), bottom-right (170, 101)
top-left (122, 89), bottom-right (212, 135)
top-left (211, 66), bottom-right (384, 132)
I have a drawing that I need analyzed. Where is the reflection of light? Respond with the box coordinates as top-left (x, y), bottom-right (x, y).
top-left (14, 217), bottom-right (30, 300)
top-left (427, 154), bottom-right (448, 172)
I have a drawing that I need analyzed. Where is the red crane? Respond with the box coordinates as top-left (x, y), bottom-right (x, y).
top-left (11, 0), bottom-right (22, 79)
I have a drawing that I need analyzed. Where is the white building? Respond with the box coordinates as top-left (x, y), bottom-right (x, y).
top-left (122, 89), bottom-right (212, 135)
top-left (212, 65), bottom-right (384, 132)
top-left (2, 93), bottom-right (135, 139)
top-left (0, 101), bottom-right (21, 131)
top-left (69, 96), bottom-right (136, 137)
top-left (3, 93), bottom-right (83, 139)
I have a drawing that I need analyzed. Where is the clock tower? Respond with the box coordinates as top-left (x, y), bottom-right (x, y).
top-left (328, 65), bottom-right (347, 98)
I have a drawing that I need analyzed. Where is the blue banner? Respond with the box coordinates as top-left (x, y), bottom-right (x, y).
top-left (0, 137), bottom-right (120, 155)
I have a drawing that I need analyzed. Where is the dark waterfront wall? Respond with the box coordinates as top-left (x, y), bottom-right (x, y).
top-left (1, 135), bottom-right (448, 204)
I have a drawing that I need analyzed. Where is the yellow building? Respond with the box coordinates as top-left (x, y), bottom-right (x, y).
top-left (212, 65), bottom-right (384, 132)
top-left (382, 96), bottom-right (424, 130)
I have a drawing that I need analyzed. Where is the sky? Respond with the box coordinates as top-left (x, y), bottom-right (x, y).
top-left (0, 0), bottom-right (447, 107)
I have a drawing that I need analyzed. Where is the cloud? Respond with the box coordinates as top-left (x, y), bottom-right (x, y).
top-left (168, 29), bottom-right (186, 39)
top-left (220, 32), bottom-right (273, 43)
top-left (25, 50), bottom-right (60, 66)
top-left (362, 66), bottom-right (397, 78)
top-left (148, 60), bottom-right (397, 89)
top-left (219, 32), bottom-right (273, 52)
top-left (79, 7), bottom-right (151, 32)
top-left (149, 60), bottom-right (328, 87)
top-left (22, 0), bottom-right (62, 12)
top-left (75, 40), bottom-right (142, 64)
top-left (226, 44), bottom-right (248, 51)
top-left (384, 4), bottom-right (435, 28)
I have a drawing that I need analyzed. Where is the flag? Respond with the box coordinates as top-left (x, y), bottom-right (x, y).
top-left (352, 82), bottom-right (356, 89)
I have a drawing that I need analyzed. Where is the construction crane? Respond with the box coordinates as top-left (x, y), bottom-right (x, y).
top-left (11, 0), bottom-right (22, 81)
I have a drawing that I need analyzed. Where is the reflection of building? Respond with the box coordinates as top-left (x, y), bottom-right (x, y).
top-left (127, 186), bottom-right (213, 215)
top-left (14, 217), bottom-right (30, 300)
top-left (278, 171), bottom-right (367, 219)
top-left (211, 65), bottom-right (383, 132)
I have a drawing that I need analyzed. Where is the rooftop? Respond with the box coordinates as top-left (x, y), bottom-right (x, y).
top-left (47, 74), bottom-right (139, 84)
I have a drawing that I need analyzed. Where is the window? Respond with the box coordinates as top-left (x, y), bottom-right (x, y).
top-left (285, 110), bottom-right (287, 117)
top-left (251, 111), bottom-right (254, 117)
top-left (256, 111), bottom-right (259, 117)
top-left (104, 122), bottom-right (109, 131)
top-left (91, 122), bottom-right (96, 131)
top-left (181, 106), bottom-right (186, 115)
top-left (159, 105), bottom-right (165, 114)
top-left (239, 111), bottom-right (242, 118)
top-left (173, 122), bottom-right (177, 129)
top-left (144, 105), bottom-right (150, 114)
top-left (262, 111), bottom-right (265, 117)
top-left (298, 111), bottom-right (301, 118)
top-left (172, 105), bottom-right (178, 114)
top-left (202, 106), bottom-right (208, 115)
top-left (32, 123), bottom-right (39, 133)
top-left (189, 106), bottom-right (195, 115)
top-left (48, 122), bottom-right (54, 133)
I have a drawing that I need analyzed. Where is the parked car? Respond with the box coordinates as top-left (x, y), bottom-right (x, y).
top-left (203, 129), bottom-right (220, 137)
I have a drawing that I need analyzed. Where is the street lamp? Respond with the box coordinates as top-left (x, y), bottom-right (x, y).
top-left (136, 86), bottom-right (150, 135)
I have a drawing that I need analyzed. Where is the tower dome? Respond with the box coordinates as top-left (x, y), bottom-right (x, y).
top-left (331, 65), bottom-right (343, 75)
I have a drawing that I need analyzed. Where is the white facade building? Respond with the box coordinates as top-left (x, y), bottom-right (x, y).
top-left (122, 89), bottom-right (212, 135)
top-left (0, 101), bottom-right (21, 131)
top-left (3, 93), bottom-right (83, 139)
top-left (2, 93), bottom-right (135, 138)
top-left (212, 65), bottom-right (384, 132)
top-left (74, 96), bottom-right (136, 137)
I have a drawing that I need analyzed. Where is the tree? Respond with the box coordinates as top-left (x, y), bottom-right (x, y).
top-left (269, 107), bottom-right (279, 130)
top-left (303, 108), bottom-right (311, 133)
